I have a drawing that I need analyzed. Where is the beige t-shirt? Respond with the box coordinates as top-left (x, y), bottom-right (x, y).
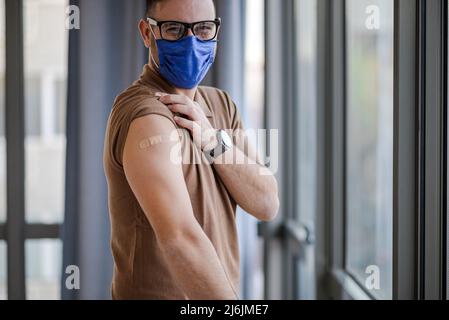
top-left (103, 65), bottom-right (245, 299)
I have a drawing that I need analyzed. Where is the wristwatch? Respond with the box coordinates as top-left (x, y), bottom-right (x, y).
top-left (204, 129), bottom-right (233, 163)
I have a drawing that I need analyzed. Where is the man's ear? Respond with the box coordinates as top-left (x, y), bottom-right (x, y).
top-left (138, 19), bottom-right (151, 48)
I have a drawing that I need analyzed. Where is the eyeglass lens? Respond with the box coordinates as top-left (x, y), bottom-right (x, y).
top-left (160, 21), bottom-right (217, 41)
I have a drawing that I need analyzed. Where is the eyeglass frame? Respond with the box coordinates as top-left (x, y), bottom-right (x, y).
top-left (147, 17), bottom-right (222, 42)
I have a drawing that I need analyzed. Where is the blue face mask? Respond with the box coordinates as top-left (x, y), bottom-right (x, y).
top-left (155, 36), bottom-right (217, 89)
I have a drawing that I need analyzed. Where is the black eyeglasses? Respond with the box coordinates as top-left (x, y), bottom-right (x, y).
top-left (147, 17), bottom-right (221, 42)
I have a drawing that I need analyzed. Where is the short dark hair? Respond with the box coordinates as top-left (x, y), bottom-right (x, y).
top-left (146, 0), bottom-right (162, 17)
top-left (146, 0), bottom-right (215, 17)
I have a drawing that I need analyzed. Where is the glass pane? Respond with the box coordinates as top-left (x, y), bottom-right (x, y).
top-left (345, 0), bottom-right (394, 299)
top-left (243, 0), bottom-right (265, 300)
top-left (245, 0), bottom-right (265, 131)
top-left (26, 239), bottom-right (62, 300)
top-left (0, 241), bottom-right (6, 299)
top-left (24, 0), bottom-right (68, 223)
top-left (0, 0), bottom-right (6, 224)
top-left (295, 0), bottom-right (317, 226)
top-left (294, 0), bottom-right (317, 300)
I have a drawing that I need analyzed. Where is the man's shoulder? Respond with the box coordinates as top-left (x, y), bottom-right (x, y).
top-left (110, 82), bottom-right (171, 123)
top-left (104, 82), bottom-right (177, 170)
top-left (112, 82), bottom-right (156, 112)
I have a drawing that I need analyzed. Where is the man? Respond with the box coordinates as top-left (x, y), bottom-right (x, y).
top-left (103, 0), bottom-right (279, 300)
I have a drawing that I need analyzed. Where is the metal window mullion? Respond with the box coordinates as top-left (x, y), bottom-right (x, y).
top-left (282, 0), bottom-right (297, 300)
top-left (442, 0), bottom-right (449, 302)
top-left (420, 0), bottom-right (446, 300)
top-left (263, 0), bottom-right (290, 300)
top-left (318, 0), bottom-right (348, 300)
top-left (392, 0), bottom-right (419, 300)
top-left (441, 0), bottom-right (449, 299)
top-left (5, 0), bottom-right (26, 300)
top-left (0, 224), bottom-right (5, 239)
top-left (317, 0), bottom-right (341, 299)
top-left (328, 0), bottom-right (346, 273)
top-left (25, 224), bottom-right (61, 240)
top-left (440, 0), bottom-right (448, 301)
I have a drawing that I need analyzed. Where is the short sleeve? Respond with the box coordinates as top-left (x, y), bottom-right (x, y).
top-left (107, 96), bottom-right (177, 170)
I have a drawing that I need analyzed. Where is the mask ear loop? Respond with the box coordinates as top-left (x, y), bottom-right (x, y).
top-left (147, 18), bottom-right (160, 69)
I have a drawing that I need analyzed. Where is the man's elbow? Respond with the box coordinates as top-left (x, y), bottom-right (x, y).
top-left (257, 194), bottom-right (280, 222)
top-left (254, 177), bottom-right (280, 222)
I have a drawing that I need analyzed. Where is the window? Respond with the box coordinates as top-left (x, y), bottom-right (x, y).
top-left (243, 0), bottom-right (265, 300)
top-left (1, 0), bottom-right (68, 300)
top-left (25, 240), bottom-right (62, 300)
top-left (345, 0), bottom-right (394, 299)
top-left (295, 0), bottom-right (317, 230)
top-left (24, 0), bottom-right (67, 225)
top-left (22, 0), bottom-right (68, 299)
top-left (294, 0), bottom-right (317, 299)
top-left (245, 0), bottom-right (265, 132)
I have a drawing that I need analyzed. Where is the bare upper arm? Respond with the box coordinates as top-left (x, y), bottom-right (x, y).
top-left (123, 114), bottom-right (196, 242)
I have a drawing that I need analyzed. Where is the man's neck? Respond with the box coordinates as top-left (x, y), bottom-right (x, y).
top-left (173, 87), bottom-right (197, 101)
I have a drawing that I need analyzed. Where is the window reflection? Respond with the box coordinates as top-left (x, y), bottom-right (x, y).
top-left (294, 0), bottom-right (317, 300)
top-left (243, 0), bottom-right (265, 300)
top-left (26, 239), bottom-right (62, 300)
top-left (24, 0), bottom-right (68, 224)
top-left (23, 0), bottom-right (68, 300)
top-left (345, 0), bottom-right (394, 299)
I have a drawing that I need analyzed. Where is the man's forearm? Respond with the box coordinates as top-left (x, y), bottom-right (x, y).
top-left (212, 146), bottom-right (279, 221)
top-left (159, 228), bottom-right (238, 300)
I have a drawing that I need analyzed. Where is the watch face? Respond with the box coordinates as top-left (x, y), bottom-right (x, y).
top-left (220, 130), bottom-right (233, 148)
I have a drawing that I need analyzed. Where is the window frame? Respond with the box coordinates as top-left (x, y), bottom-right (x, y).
top-left (392, 0), bottom-right (419, 300)
top-left (262, 0), bottom-right (290, 300)
top-left (419, 0), bottom-right (448, 300)
top-left (1, 0), bottom-right (62, 300)
top-left (291, 0), bottom-right (319, 300)
top-left (322, 0), bottom-right (374, 300)
top-left (323, 0), bottom-right (448, 300)
top-left (263, 0), bottom-right (316, 299)
top-left (446, 0), bottom-right (449, 298)
top-left (262, 0), bottom-right (448, 300)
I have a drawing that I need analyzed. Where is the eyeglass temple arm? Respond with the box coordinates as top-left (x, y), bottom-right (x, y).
top-left (147, 17), bottom-right (158, 26)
